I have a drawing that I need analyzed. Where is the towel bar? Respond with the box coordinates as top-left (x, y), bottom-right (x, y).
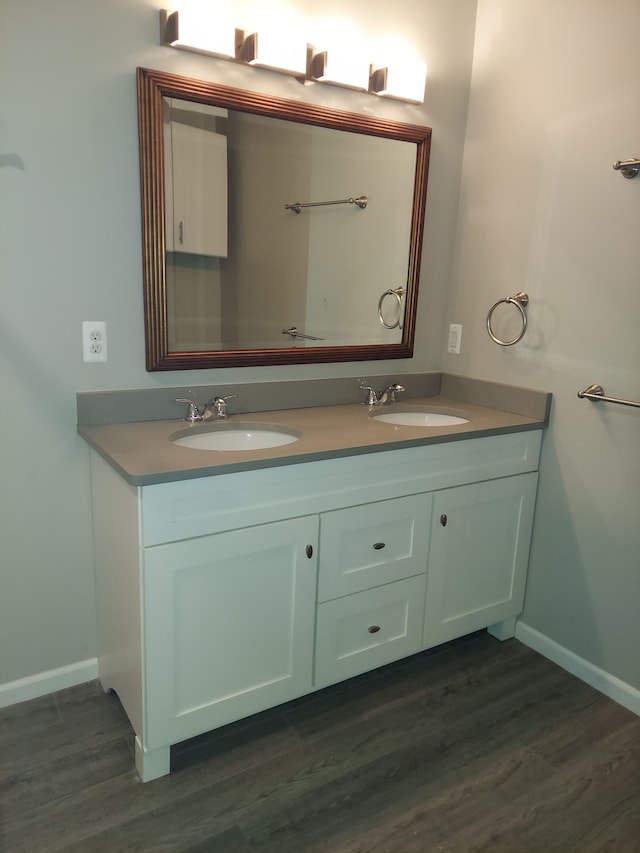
top-left (577, 384), bottom-right (640, 409)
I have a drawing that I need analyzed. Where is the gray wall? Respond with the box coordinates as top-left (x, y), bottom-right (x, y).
top-left (5, 0), bottom-right (636, 704)
top-left (0, 0), bottom-right (476, 687)
top-left (445, 0), bottom-right (640, 691)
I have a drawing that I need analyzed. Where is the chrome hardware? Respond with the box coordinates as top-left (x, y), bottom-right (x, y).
top-left (577, 384), bottom-right (640, 410)
top-left (612, 158), bottom-right (640, 180)
top-left (386, 383), bottom-right (405, 403)
top-left (359, 381), bottom-right (406, 407)
top-left (284, 195), bottom-right (368, 214)
top-left (281, 327), bottom-right (324, 341)
top-left (440, 514), bottom-right (448, 527)
top-left (360, 383), bottom-right (379, 406)
top-left (368, 625), bottom-right (381, 634)
top-left (378, 287), bottom-right (406, 330)
top-left (176, 398), bottom-right (205, 424)
top-left (205, 395), bottom-right (237, 420)
top-left (176, 394), bottom-right (237, 423)
top-left (486, 292), bottom-right (529, 346)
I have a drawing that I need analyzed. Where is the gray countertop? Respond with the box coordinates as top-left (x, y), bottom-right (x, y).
top-left (78, 395), bottom-right (548, 486)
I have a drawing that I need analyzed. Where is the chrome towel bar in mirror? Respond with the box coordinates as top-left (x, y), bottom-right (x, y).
top-left (281, 327), bottom-right (324, 341)
top-left (284, 195), bottom-right (368, 214)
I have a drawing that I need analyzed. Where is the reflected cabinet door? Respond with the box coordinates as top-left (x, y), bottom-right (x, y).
top-left (167, 121), bottom-right (228, 257)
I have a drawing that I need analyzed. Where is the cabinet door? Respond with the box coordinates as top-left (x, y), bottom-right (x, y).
top-left (143, 516), bottom-right (318, 748)
top-left (423, 473), bottom-right (538, 648)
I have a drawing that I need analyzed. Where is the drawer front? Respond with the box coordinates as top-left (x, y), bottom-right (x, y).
top-left (314, 575), bottom-right (426, 689)
top-left (318, 494), bottom-right (432, 602)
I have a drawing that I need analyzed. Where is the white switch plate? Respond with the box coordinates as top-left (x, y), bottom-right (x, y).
top-left (82, 321), bottom-right (107, 362)
top-left (447, 323), bottom-right (462, 354)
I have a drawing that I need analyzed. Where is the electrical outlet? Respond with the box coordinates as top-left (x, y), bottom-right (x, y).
top-left (82, 321), bottom-right (107, 362)
top-left (447, 323), bottom-right (462, 354)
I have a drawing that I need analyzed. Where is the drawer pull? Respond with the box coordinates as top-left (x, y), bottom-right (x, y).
top-left (440, 514), bottom-right (448, 527)
top-left (373, 542), bottom-right (386, 550)
top-left (368, 625), bottom-right (381, 634)
top-left (306, 544), bottom-right (313, 558)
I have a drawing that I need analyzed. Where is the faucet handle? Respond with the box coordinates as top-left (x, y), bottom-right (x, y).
top-left (176, 398), bottom-right (203, 423)
top-left (386, 383), bottom-right (405, 403)
top-left (358, 381), bottom-right (378, 406)
top-left (205, 394), bottom-right (237, 419)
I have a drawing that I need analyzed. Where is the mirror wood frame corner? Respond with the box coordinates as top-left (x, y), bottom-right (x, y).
top-left (136, 66), bottom-right (432, 371)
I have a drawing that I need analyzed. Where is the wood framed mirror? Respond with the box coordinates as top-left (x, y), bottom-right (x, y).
top-left (137, 67), bottom-right (431, 370)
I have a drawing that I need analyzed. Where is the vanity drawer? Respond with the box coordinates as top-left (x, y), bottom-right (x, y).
top-left (314, 575), bottom-right (426, 688)
top-left (318, 494), bottom-right (432, 602)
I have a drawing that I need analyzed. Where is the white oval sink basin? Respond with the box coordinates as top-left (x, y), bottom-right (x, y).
top-left (373, 410), bottom-right (469, 427)
top-left (171, 423), bottom-right (300, 451)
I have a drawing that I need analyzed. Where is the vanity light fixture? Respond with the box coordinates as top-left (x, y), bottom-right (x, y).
top-left (369, 59), bottom-right (427, 104)
top-left (238, 30), bottom-right (307, 76)
top-left (160, 9), bottom-right (236, 59)
top-left (308, 49), bottom-right (370, 91)
top-left (159, 10), bottom-right (427, 103)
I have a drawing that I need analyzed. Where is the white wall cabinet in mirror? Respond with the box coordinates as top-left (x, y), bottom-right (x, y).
top-left (163, 101), bottom-right (229, 258)
top-left (137, 68), bottom-right (431, 370)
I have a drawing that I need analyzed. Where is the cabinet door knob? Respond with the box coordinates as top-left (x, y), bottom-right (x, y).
top-left (440, 514), bottom-right (448, 527)
top-left (368, 625), bottom-right (381, 634)
top-left (306, 544), bottom-right (313, 558)
top-left (373, 542), bottom-right (386, 550)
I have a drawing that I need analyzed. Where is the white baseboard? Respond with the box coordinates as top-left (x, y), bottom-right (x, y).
top-left (0, 658), bottom-right (99, 708)
top-left (516, 622), bottom-right (640, 717)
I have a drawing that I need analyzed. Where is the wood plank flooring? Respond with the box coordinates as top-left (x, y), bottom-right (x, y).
top-left (2, 632), bottom-right (639, 852)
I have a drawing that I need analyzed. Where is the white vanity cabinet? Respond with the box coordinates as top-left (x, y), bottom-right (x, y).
top-left (89, 428), bottom-right (543, 782)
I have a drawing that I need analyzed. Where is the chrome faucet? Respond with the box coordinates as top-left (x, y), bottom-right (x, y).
top-left (359, 381), bottom-right (405, 407)
top-left (176, 394), bottom-right (237, 423)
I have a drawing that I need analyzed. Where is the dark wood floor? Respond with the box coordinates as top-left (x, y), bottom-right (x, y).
top-left (2, 632), bottom-right (639, 852)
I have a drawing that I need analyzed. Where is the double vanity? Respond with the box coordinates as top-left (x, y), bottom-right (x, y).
top-left (78, 373), bottom-right (550, 781)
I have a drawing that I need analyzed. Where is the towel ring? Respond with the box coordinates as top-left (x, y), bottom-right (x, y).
top-left (486, 292), bottom-right (529, 346)
top-left (378, 287), bottom-right (405, 330)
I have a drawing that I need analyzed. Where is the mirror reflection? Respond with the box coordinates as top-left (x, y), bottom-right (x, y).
top-left (137, 68), bottom-right (431, 370)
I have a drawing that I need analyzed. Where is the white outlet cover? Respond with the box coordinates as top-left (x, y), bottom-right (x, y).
top-left (447, 323), bottom-right (462, 354)
top-left (82, 321), bottom-right (107, 362)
